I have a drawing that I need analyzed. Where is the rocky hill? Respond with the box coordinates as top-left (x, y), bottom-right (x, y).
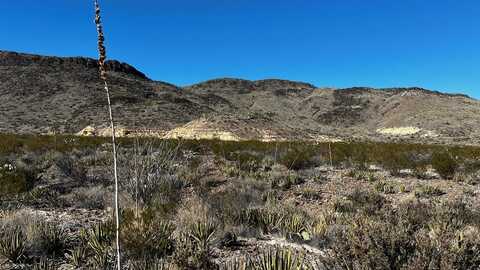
top-left (1, 50), bottom-right (479, 145)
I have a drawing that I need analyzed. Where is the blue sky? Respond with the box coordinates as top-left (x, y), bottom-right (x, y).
top-left (1, 0), bottom-right (479, 98)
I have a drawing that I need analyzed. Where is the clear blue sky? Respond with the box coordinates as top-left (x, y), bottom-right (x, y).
top-left (1, 0), bottom-right (479, 98)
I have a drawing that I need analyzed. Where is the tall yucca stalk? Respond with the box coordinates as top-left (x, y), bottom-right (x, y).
top-left (93, 1), bottom-right (121, 269)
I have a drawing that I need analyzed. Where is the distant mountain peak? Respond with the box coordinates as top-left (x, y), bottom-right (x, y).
top-left (336, 86), bottom-right (472, 99)
top-left (186, 77), bottom-right (316, 92)
top-left (0, 50), bottom-right (148, 80)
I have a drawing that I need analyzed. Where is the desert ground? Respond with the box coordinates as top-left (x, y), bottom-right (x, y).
top-left (1, 134), bottom-right (479, 269)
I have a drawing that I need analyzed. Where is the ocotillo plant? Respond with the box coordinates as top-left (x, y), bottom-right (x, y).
top-left (93, 1), bottom-right (121, 269)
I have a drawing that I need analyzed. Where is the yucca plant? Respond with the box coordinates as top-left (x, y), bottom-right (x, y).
top-left (252, 248), bottom-right (308, 270)
top-left (80, 222), bottom-right (115, 269)
top-left (241, 208), bottom-right (282, 234)
top-left (0, 226), bottom-right (27, 263)
top-left (281, 214), bottom-right (311, 241)
top-left (189, 220), bottom-right (216, 251)
top-left (93, 1), bottom-right (121, 269)
top-left (65, 246), bottom-right (88, 268)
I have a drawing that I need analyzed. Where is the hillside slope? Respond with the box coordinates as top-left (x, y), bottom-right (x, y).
top-left (1, 51), bottom-right (479, 145)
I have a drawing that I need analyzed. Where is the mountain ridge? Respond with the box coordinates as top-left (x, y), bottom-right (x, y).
top-left (1, 50), bottom-right (479, 145)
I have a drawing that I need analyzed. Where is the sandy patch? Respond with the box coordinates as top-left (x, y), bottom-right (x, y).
top-left (377, 126), bottom-right (421, 136)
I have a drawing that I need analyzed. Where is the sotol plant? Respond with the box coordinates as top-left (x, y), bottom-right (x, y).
top-left (0, 226), bottom-right (27, 263)
top-left (93, 1), bottom-right (121, 269)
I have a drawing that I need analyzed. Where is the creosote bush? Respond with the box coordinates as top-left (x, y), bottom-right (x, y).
top-left (0, 165), bottom-right (38, 196)
top-left (324, 198), bottom-right (480, 270)
top-left (432, 150), bottom-right (459, 179)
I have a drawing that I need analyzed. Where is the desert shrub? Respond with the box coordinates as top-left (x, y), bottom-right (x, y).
top-left (230, 151), bottom-right (263, 172)
top-left (221, 162), bottom-right (241, 178)
top-left (29, 221), bottom-right (67, 257)
top-left (431, 200), bottom-right (479, 229)
top-left (348, 145), bottom-right (370, 169)
top-left (269, 168), bottom-right (303, 190)
top-left (329, 214), bottom-right (416, 269)
top-left (414, 185), bottom-right (445, 198)
top-left (148, 176), bottom-right (185, 217)
top-left (50, 152), bottom-right (87, 181)
top-left (324, 199), bottom-right (480, 270)
top-left (0, 165), bottom-right (38, 195)
top-left (432, 151), bottom-right (458, 179)
top-left (121, 209), bottom-right (174, 260)
top-left (65, 186), bottom-right (107, 209)
top-left (346, 189), bottom-right (385, 215)
top-left (374, 180), bottom-right (399, 194)
top-left (412, 164), bottom-right (430, 179)
top-left (296, 187), bottom-right (321, 200)
top-left (382, 151), bottom-right (414, 176)
top-left (0, 225), bottom-right (27, 263)
top-left (118, 140), bottom-right (181, 207)
top-left (408, 225), bottom-right (480, 270)
top-left (331, 198), bottom-right (355, 214)
top-left (278, 144), bottom-right (315, 170)
top-left (311, 209), bottom-right (337, 241)
top-left (346, 168), bottom-right (376, 182)
top-left (207, 179), bottom-right (266, 225)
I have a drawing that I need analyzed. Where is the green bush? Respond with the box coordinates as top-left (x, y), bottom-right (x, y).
top-left (0, 166), bottom-right (37, 196)
top-left (346, 189), bottom-right (385, 215)
top-left (329, 214), bottom-right (416, 269)
top-left (278, 145), bottom-right (315, 170)
top-left (432, 151), bottom-right (458, 179)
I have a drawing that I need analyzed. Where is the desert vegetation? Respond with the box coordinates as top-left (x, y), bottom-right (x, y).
top-left (0, 133), bottom-right (479, 269)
